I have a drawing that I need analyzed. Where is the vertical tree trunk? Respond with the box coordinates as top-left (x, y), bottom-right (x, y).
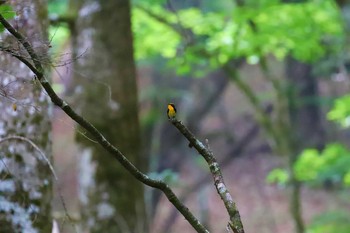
top-left (285, 55), bottom-right (325, 233)
top-left (0, 1), bottom-right (51, 233)
top-left (72, 1), bottom-right (147, 232)
top-left (286, 57), bottom-right (325, 151)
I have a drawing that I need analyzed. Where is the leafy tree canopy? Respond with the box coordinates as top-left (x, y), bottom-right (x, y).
top-left (328, 94), bottom-right (350, 127)
top-left (132, 0), bottom-right (343, 75)
top-left (294, 143), bottom-right (350, 187)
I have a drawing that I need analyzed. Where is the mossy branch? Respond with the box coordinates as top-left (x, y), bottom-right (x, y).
top-left (0, 13), bottom-right (210, 233)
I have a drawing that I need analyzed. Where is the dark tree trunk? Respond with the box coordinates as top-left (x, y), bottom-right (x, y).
top-left (285, 55), bottom-right (325, 233)
top-left (286, 56), bottom-right (325, 152)
top-left (72, 1), bottom-right (147, 232)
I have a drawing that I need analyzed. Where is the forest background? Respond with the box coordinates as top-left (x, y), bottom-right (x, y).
top-left (1, 0), bottom-right (350, 233)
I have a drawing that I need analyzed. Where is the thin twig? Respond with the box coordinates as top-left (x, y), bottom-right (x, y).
top-left (0, 135), bottom-right (58, 180)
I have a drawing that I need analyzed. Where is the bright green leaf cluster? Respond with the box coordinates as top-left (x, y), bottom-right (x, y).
top-left (132, 0), bottom-right (343, 76)
top-left (294, 143), bottom-right (350, 187)
top-left (0, 4), bottom-right (15, 32)
top-left (266, 168), bottom-right (289, 185)
top-left (232, 0), bottom-right (343, 62)
top-left (132, 7), bottom-right (179, 60)
top-left (344, 172), bottom-right (350, 187)
top-left (178, 9), bottom-right (225, 36)
top-left (244, 0), bottom-right (281, 8)
top-left (48, 0), bottom-right (68, 15)
top-left (48, 26), bottom-right (70, 53)
top-left (294, 149), bottom-right (323, 181)
top-left (327, 94), bottom-right (350, 128)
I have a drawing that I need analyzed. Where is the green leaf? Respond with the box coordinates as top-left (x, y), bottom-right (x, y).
top-left (49, 26), bottom-right (70, 52)
top-left (294, 149), bottom-right (322, 181)
top-left (132, 0), bottom-right (343, 76)
top-left (132, 7), bottom-right (180, 60)
top-left (344, 172), bottom-right (350, 187)
top-left (0, 4), bottom-right (15, 19)
top-left (48, 0), bottom-right (68, 15)
top-left (295, 143), bottom-right (350, 186)
top-left (327, 95), bottom-right (350, 128)
top-left (0, 4), bottom-right (16, 32)
top-left (266, 168), bottom-right (289, 185)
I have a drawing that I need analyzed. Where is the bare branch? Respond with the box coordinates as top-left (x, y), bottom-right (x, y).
top-left (0, 13), bottom-right (209, 233)
top-left (169, 118), bottom-right (245, 233)
top-left (162, 121), bottom-right (259, 232)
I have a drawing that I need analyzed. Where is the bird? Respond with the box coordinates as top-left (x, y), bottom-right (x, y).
top-left (167, 103), bottom-right (176, 119)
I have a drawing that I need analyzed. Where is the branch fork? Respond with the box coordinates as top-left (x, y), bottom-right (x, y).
top-left (169, 118), bottom-right (244, 233)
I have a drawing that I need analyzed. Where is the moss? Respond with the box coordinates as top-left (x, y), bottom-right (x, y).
top-left (14, 153), bottom-right (23, 163)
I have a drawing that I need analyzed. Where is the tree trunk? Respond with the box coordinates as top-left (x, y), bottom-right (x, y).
top-left (0, 1), bottom-right (51, 233)
top-left (285, 55), bottom-right (325, 233)
top-left (72, 1), bottom-right (147, 232)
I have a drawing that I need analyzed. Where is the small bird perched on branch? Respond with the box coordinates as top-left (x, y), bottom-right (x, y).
top-left (167, 103), bottom-right (176, 119)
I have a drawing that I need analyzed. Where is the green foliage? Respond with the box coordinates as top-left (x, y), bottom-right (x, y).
top-left (294, 149), bottom-right (324, 181)
top-left (47, 0), bottom-right (70, 52)
top-left (0, 4), bottom-right (15, 32)
top-left (266, 168), bottom-right (289, 185)
top-left (308, 211), bottom-right (350, 233)
top-left (132, 0), bottom-right (343, 76)
top-left (48, 26), bottom-right (69, 52)
top-left (344, 171), bottom-right (350, 187)
top-left (48, 0), bottom-right (68, 14)
top-left (231, 0), bottom-right (342, 62)
top-left (268, 143), bottom-right (350, 187)
top-left (132, 7), bottom-right (180, 60)
top-left (327, 94), bottom-right (350, 128)
top-left (294, 143), bottom-right (350, 186)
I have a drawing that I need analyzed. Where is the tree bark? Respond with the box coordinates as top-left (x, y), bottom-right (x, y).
top-left (285, 55), bottom-right (325, 233)
top-left (72, 1), bottom-right (147, 232)
top-left (0, 1), bottom-right (51, 232)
